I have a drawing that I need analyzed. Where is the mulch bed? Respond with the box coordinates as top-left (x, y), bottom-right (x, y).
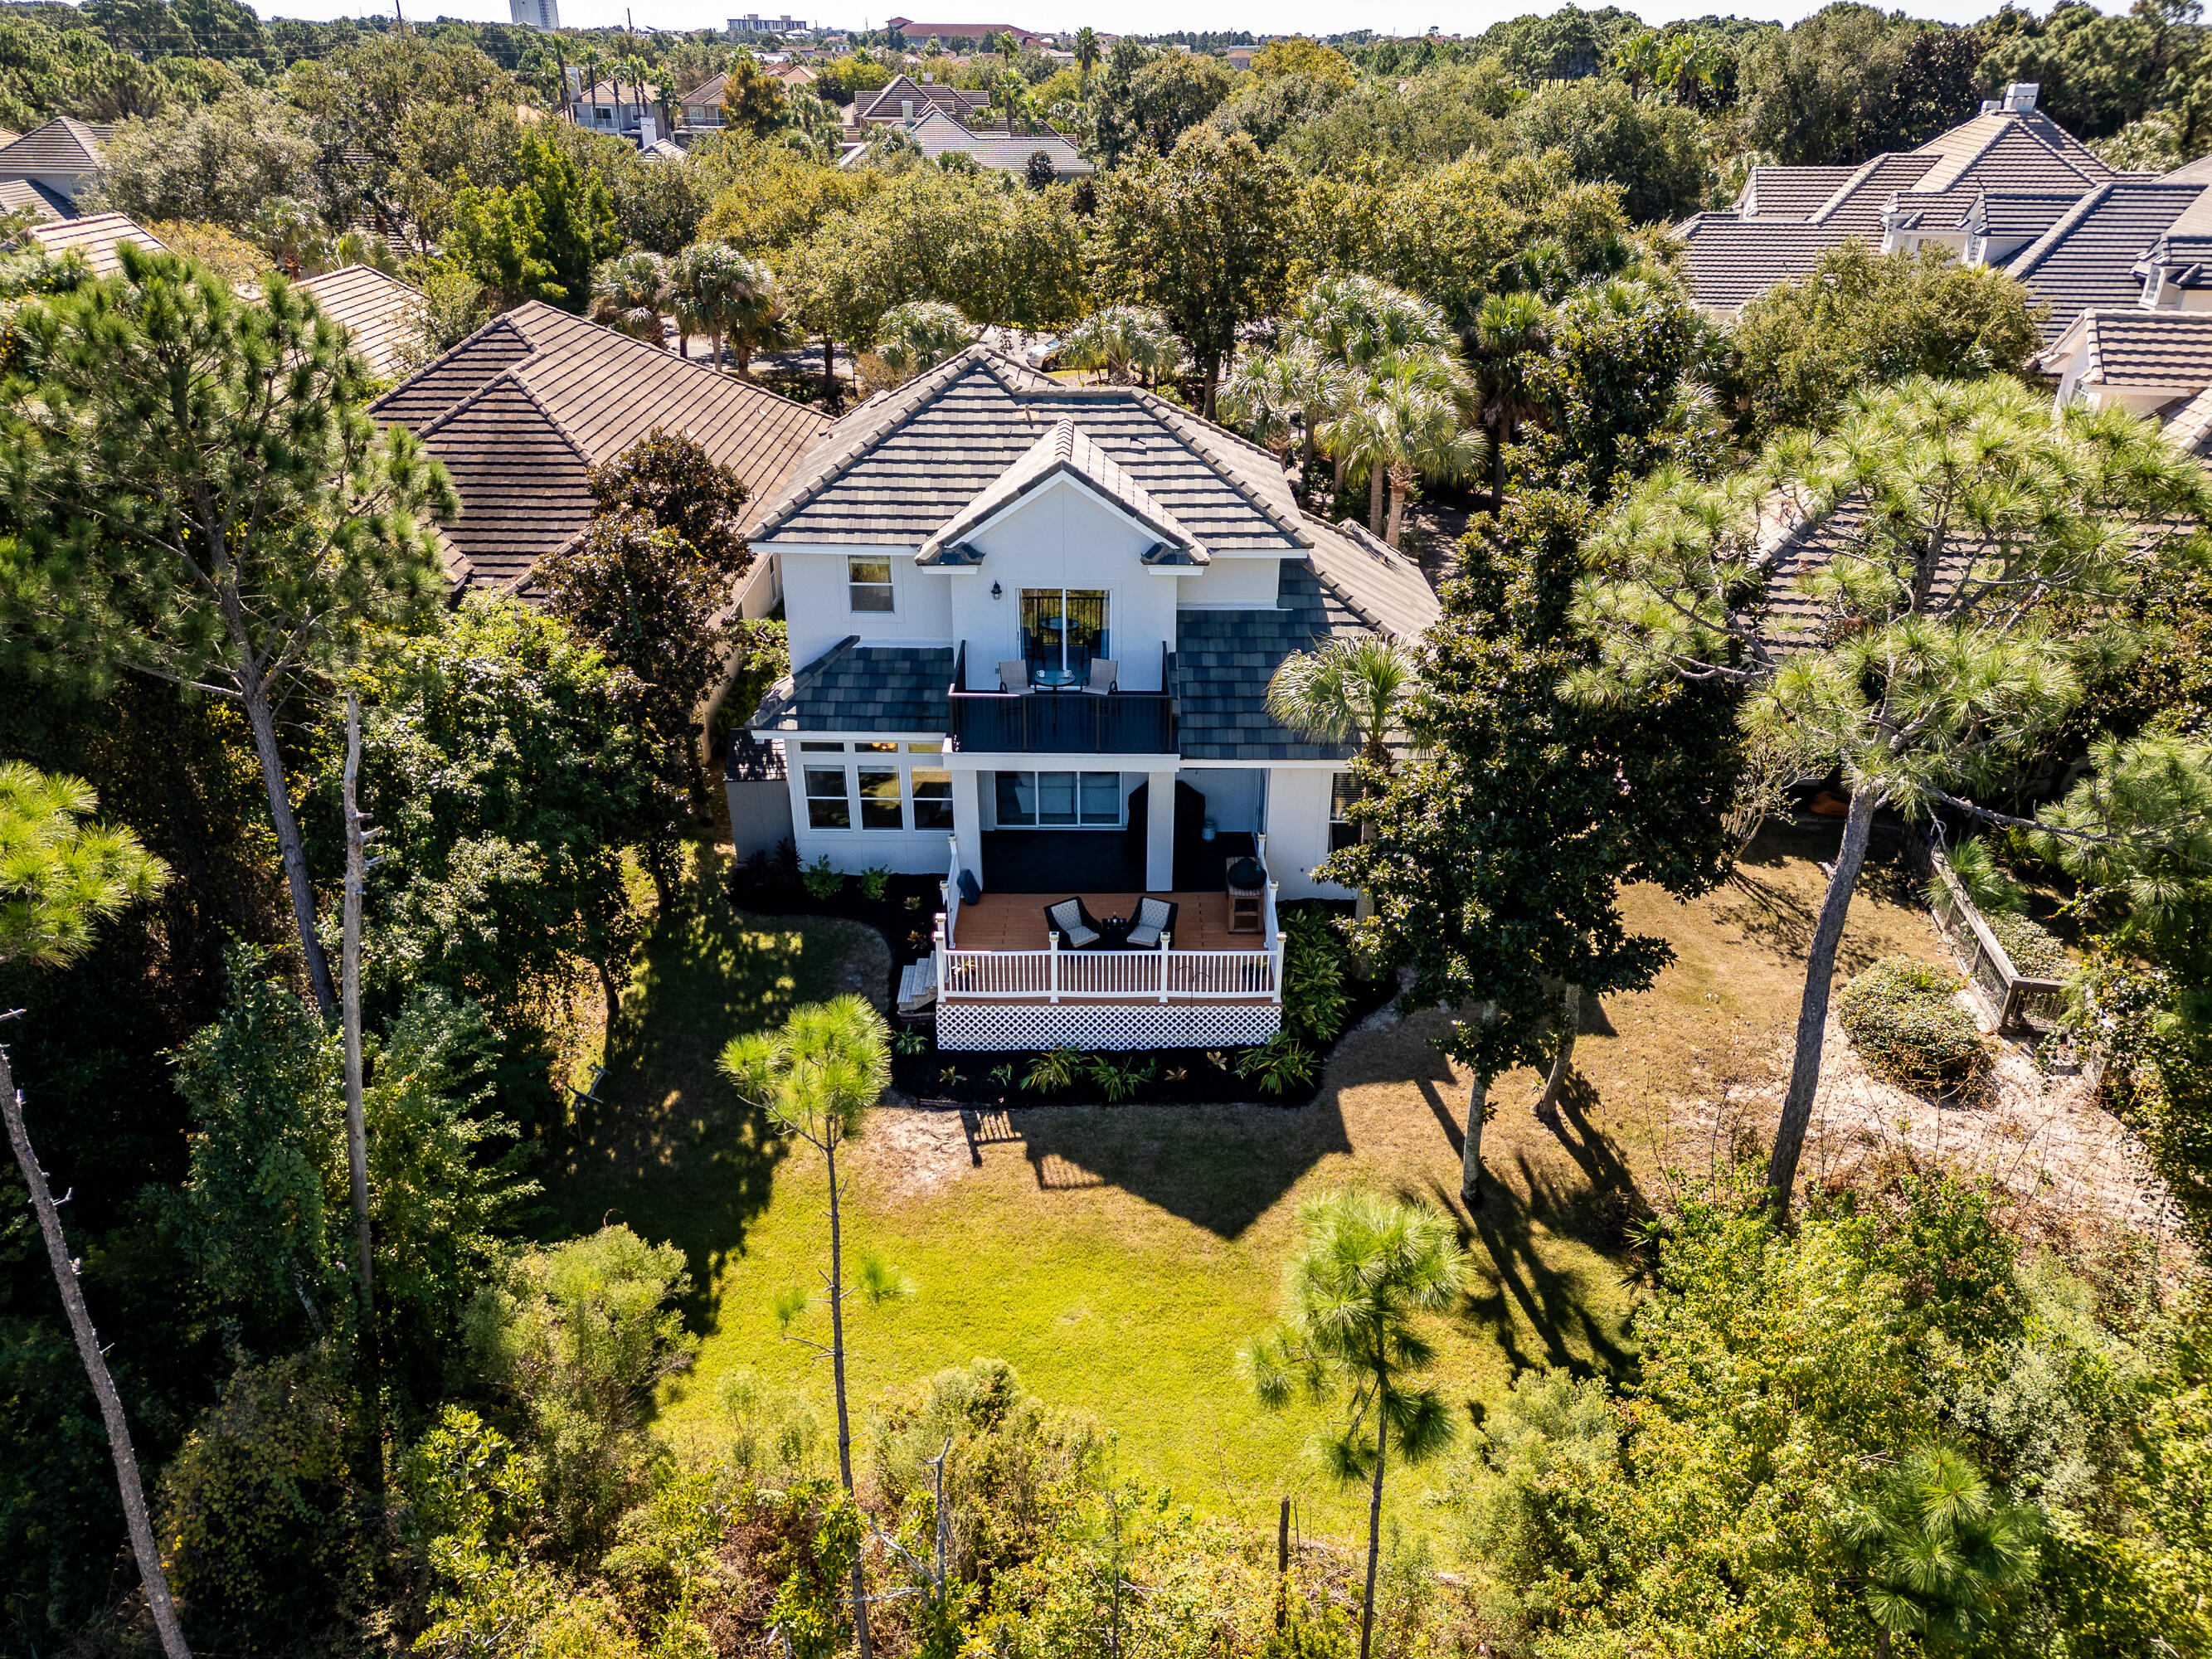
top-left (725, 854), bottom-right (1393, 1108)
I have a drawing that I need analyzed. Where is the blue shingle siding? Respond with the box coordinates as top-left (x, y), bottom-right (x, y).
top-left (1174, 561), bottom-right (1366, 761)
top-left (754, 640), bottom-right (955, 732)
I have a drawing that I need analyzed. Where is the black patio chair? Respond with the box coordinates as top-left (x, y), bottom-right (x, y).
top-left (1044, 896), bottom-right (1106, 950)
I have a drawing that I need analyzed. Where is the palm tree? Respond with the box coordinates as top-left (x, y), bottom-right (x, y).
top-left (1074, 24), bottom-right (1099, 84)
top-left (591, 250), bottom-right (673, 348)
top-left (867, 299), bottom-right (974, 389)
top-left (1268, 635), bottom-right (1417, 920)
top-left (1061, 304), bottom-right (1182, 387)
top-left (719, 995), bottom-right (894, 1659)
top-left (1218, 338), bottom-right (1343, 476)
top-left (994, 27), bottom-right (1020, 74)
top-left (1327, 348), bottom-right (1479, 545)
top-left (1244, 1192), bottom-right (1467, 1659)
top-left (1472, 290), bottom-right (1550, 503)
top-left (1287, 275), bottom-right (1458, 499)
top-left (671, 241), bottom-right (784, 375)
top-left (0, 766), bottom-right (184, 1659)
top-left (1838, 1444), bottom-right (2040, 1657)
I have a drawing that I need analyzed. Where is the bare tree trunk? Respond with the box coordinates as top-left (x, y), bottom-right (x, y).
top-left (242, 683), bottom-right (335, 1017)
top-left (1383, 478), bottom-right (1406, 549)
top-left (824, 1135), bottom-right (874, 1659)
top-left (1461, 1001), bottom-right (1495, 1207)
top-left (1368, 464), bottom-right (1386, 537)
top-left (1534, 984), bottom-right (1580, 1119)
top-left (1, 1046), bottom-right (193, 1659)
top-left (821, 336), bottom-right (839, 409)
top-left (1766, 786), bottom-right (1878, 1211)
top-left (340, 697), bottom-right (385, 1520)
top-left (1359, 1404), bottom-right (1386, 1659)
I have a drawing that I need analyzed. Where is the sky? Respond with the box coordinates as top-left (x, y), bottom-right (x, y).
top-left (269, 0), bottom-right (2098, 42)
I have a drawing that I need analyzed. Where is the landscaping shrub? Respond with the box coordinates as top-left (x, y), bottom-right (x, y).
top-left (1986, 911), bottom-right (2069, 979)
top-left (801, 854), bottom-right (844, 901)
top-left (1837, 956), bottom-right (1990, 1088)
top-left (1236, 1032), bottom-right (1318, 1097)
top-left (1281, 906), bottom-right (1352, 1046)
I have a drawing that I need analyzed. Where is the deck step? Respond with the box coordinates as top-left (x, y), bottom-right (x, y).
top-left (897, 960), bottom-right (936, 1013)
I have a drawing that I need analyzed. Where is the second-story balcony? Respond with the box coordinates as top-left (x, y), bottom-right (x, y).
top-left (945, 641), bottom-right (1178, 757)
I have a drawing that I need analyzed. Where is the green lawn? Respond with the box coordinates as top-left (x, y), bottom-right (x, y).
top-left (542, 892), bottom-right (1641, 1550)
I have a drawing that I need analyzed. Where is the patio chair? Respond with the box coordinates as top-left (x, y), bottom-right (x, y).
top-left (1083, 658), bottom-right (1119, 693)
top-left (1044, 896), bottom-right (1104, 950)
top-left (996, 659), bottom-right (1028, 693)
top-left (1125, 895), bottom-right (1179, 949)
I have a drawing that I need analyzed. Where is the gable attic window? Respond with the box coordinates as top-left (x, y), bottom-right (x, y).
top-left (848, 555), bottom-right (894, 611)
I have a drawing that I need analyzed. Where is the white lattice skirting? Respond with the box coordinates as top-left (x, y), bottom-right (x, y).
top-left (936, 1002), bottom-right (1282, 1052)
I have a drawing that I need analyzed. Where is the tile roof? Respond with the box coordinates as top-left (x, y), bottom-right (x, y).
top-left (0, 177), bottom-right (65, 222)
top-left (1803, 153), bottom-right (1941, 234)
top-left (1175, 560), bottom-right (1373, 761)
top-left (1911, 114), bottom-right (2112, 195)
top-left (678, 71), bottom-right (729, 104)
top-left (1304, 515), bottom-right (1442, 641)
top-left (903, 108), bottom-right (1091, 175)
top-left (1675, 213), bottom-right (1852, 313)
top-left (753, 637), bottom-right (955, 732)
top-left (916, 416), bottom-right (1208, 566)
top-left (27, 212), bottom-right (163, 276)
top-left (855, 74), bottom-right (985, 119)
top-left (755, 344), bottom-right (1310, 556)
top-left (1741, 165), bottom-right (1856, 221)
top-left (2046, 308), bottom-right (2212, 388)
top-left (571, 79), bottom-right (662, 104)
top-left (2003, 180), bottom-right (2206, 339)
top-left (2161, 382), bottom-right (2212, 456)
top-left (1758, 499), bottom-right (1977, 657)
top-left (373, 301), bottom-right (830, 594)
top-left (0, 116), bottom-right (105, 179)
top-left (298, 264), bottom-right (425, 379)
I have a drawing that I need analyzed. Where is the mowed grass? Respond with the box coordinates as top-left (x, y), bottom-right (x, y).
top-left (542, 834), bottom-right (1945, 1551)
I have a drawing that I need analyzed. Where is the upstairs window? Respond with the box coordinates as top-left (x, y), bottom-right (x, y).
top-left (848, 556), bottom-right (894, 612)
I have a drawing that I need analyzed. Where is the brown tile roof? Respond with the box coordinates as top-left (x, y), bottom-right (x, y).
top-left (372, 301), bottom-right (830, 594)
top-left (0, 116), bottom-right (104, 178)
top-left (1741, 165), bottom-right (1856, 221)
top-left (678, 71), bottom-right (729, 105)
top-left (27, 212), bottom-right (164, 277)
top-left (755, 344), bottom-right (1308, 555)
top-left (2003, 180), bottom-right (2207, 339)
top-left (0, 177), bottom-right (64, 222)
top-left (299, 264), bottom-right (425, 380)
top-left (1675, 213), bottom-right (1852, 314)
top-left (2051, 309), bottom-right (2212, 389)
top-left (901, 107), bottom-right (1090, 174)
top-left (855, 74), bottom-right (985, 120)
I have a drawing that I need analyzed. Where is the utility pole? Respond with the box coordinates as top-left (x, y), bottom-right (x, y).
top-left (341, 693), bottom-right (386, 1518)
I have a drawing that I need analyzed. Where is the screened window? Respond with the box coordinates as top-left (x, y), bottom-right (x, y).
top-left (857, 766), bottom-right (903, 830)
top-left (911, 769), bottom-right (954, 830)
top-left (1018, 588), bottom-right (1108, 684)
top-left (994, 771), bottom-right (1121, 827)
top-left (805, 766), bottom-right (851, 830)
top-left (1330, 772), bottom-right (1360, 852)
top-left (848, 556), bottom-right (894, 612)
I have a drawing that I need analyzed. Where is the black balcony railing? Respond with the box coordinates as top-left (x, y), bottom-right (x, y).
top-left (946, 641), bottom-right (1179, 756)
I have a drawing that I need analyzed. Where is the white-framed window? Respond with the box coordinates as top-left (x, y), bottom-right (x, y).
top-left (911, 767), bottom-right (953, 830)
top-left (856, 764), bottom-right (902, 829)
top-left (804, 766), bottom-right (851, 829)
top-left (995, 770), bottom-right (1121, 827)
top-left (848, 555), bottom-right (894, 612)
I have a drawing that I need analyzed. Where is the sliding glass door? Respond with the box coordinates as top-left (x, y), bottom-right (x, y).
top-left (1019, 589), bottom-right (1109, 687)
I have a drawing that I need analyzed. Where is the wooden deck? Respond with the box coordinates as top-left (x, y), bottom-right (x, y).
top-left (950, 890), bottom-right (1263, 952)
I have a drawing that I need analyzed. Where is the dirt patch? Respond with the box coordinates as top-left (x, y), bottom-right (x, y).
top-left (860, 1098), bottom-right (975, 1202)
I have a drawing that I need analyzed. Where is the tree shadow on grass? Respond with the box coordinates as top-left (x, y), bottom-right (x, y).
top-left (540, 900), bottom-right (882, 1333)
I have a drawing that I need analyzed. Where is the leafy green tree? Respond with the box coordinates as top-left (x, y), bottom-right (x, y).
top-left (722, 51), bottom-right (790, 135)
top-left (612, 154), bottom-right (711, 255)
top-left (1073, 24), bottom-right (1099, 83)
top-left (1330, 494), bottom-right (1737, 1203)
top-left (719, 995), bottom-right (895, 1659)
top-left (93, 96), bottom-right (318, 231)
top-left (1218, 337), bottom-right (1342, 470)
top-left (442, 173), bottom-right (560, 309)
top-left (1723, 243), bottom-right (2044, 440)
top-left (1738, 4), bottom-right (1988, 164)
top-left (0, 247), bottom-right (454, 1016)
top-left (1837, 1443), bottom-right (2040, 1655)
top-left (0, 764), bottom-right (183, 1659)
top-left (1506, 75), bottom-right (1712, 225)
top-left (1573, 375), bottom-right (2211, 1210)
top-left (864, 299), bottom-right (973, 389)
top-left (1976, 0), bottom-right (2167, 141)
top-left (519, 129), bottom-right (620, 314)
top-left (1244, 1190), bottom-right (1467, 1659)
top-left (1093, 125), bottom-right (1292, 415)
top-left (1472, 291), bottom-right (1552, 501)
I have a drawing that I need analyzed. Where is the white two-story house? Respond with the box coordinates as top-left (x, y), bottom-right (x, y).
top-left (743, 345), bottom-right (1438, 1049)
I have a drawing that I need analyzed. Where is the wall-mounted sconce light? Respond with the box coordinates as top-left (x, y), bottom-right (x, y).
top-left (990, 581), bottom-right (1003, 599)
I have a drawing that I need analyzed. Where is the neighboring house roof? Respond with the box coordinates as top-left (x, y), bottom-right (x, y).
top-left (27, 211), bottom-right (163, 277)
top-left (754, 345), bottom-right (1309, 557)
top-left (854, 74), bottom-right (985, 120)
top-left (373, 300), bottom-right (830, 595)
top-left (643, 137), bottom-right (687, 161)
top-left (571, 80), bottom-right (661, 105)
top-left (755, 638), bottom-right (955, 732)
top-left (1799, 153), bottom-right (1941, 235)
top-left (1741, 165), bottom-right (1856, 221)
top-left (883, 18), bottom-right (1047, 41)
top-left (1675, 213), bottom-right (1852, 313)
top-left (678, 71), bottom-right (729, 105)
top-left (0, 177), bottom-right (66, 222)
top-left (0, 116), bottom-right (105, 182)
top-left (917, 416), bottom-right (1208, 566)
top-left (900, 107), bottom-right (1091, 176)
top-left (773, 62), bottom-right (817, 83)
top-left (1907, 105), bottom-right (2113, 193)
top-left (2161, 381), bottom-right (2212, 455)
top-left (2002, 179), bottom-right (2206, 339)
top-left (2040, 308), bottom-right (2212, 390)
top-left (298, 264), bottom-right (426, 380)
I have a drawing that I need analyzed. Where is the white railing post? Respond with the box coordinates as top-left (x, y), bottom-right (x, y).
top-left (933, 917), bottom-right (946, 1002)
top-left (1265, 881), bottom-right (1283, 1001)
top-left (1049, 933), bottom-right (1060, 1004)
top-left (1159, 934), bottom-right (1171, 1004)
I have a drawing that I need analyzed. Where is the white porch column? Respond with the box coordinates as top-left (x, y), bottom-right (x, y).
top-left (1145, 768), bottom-right (1175, 891)
top-left (952, 767), bottom-right (984, 883)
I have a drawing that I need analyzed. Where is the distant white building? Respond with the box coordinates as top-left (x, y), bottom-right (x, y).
top-left (731, 12), bottom-right (807, 30)
top-left (510, 0), bottom-right (559, 27)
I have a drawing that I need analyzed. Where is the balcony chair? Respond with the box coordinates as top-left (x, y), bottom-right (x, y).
top-left (1125, 895), bottom-right (1178, 949)
top-left (1084, 658), bottom-right (1119, 693)
top-left (1044, 896), bottom-right (1104, 950)
top-left (997, 660), bottom-right (1028, 693)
